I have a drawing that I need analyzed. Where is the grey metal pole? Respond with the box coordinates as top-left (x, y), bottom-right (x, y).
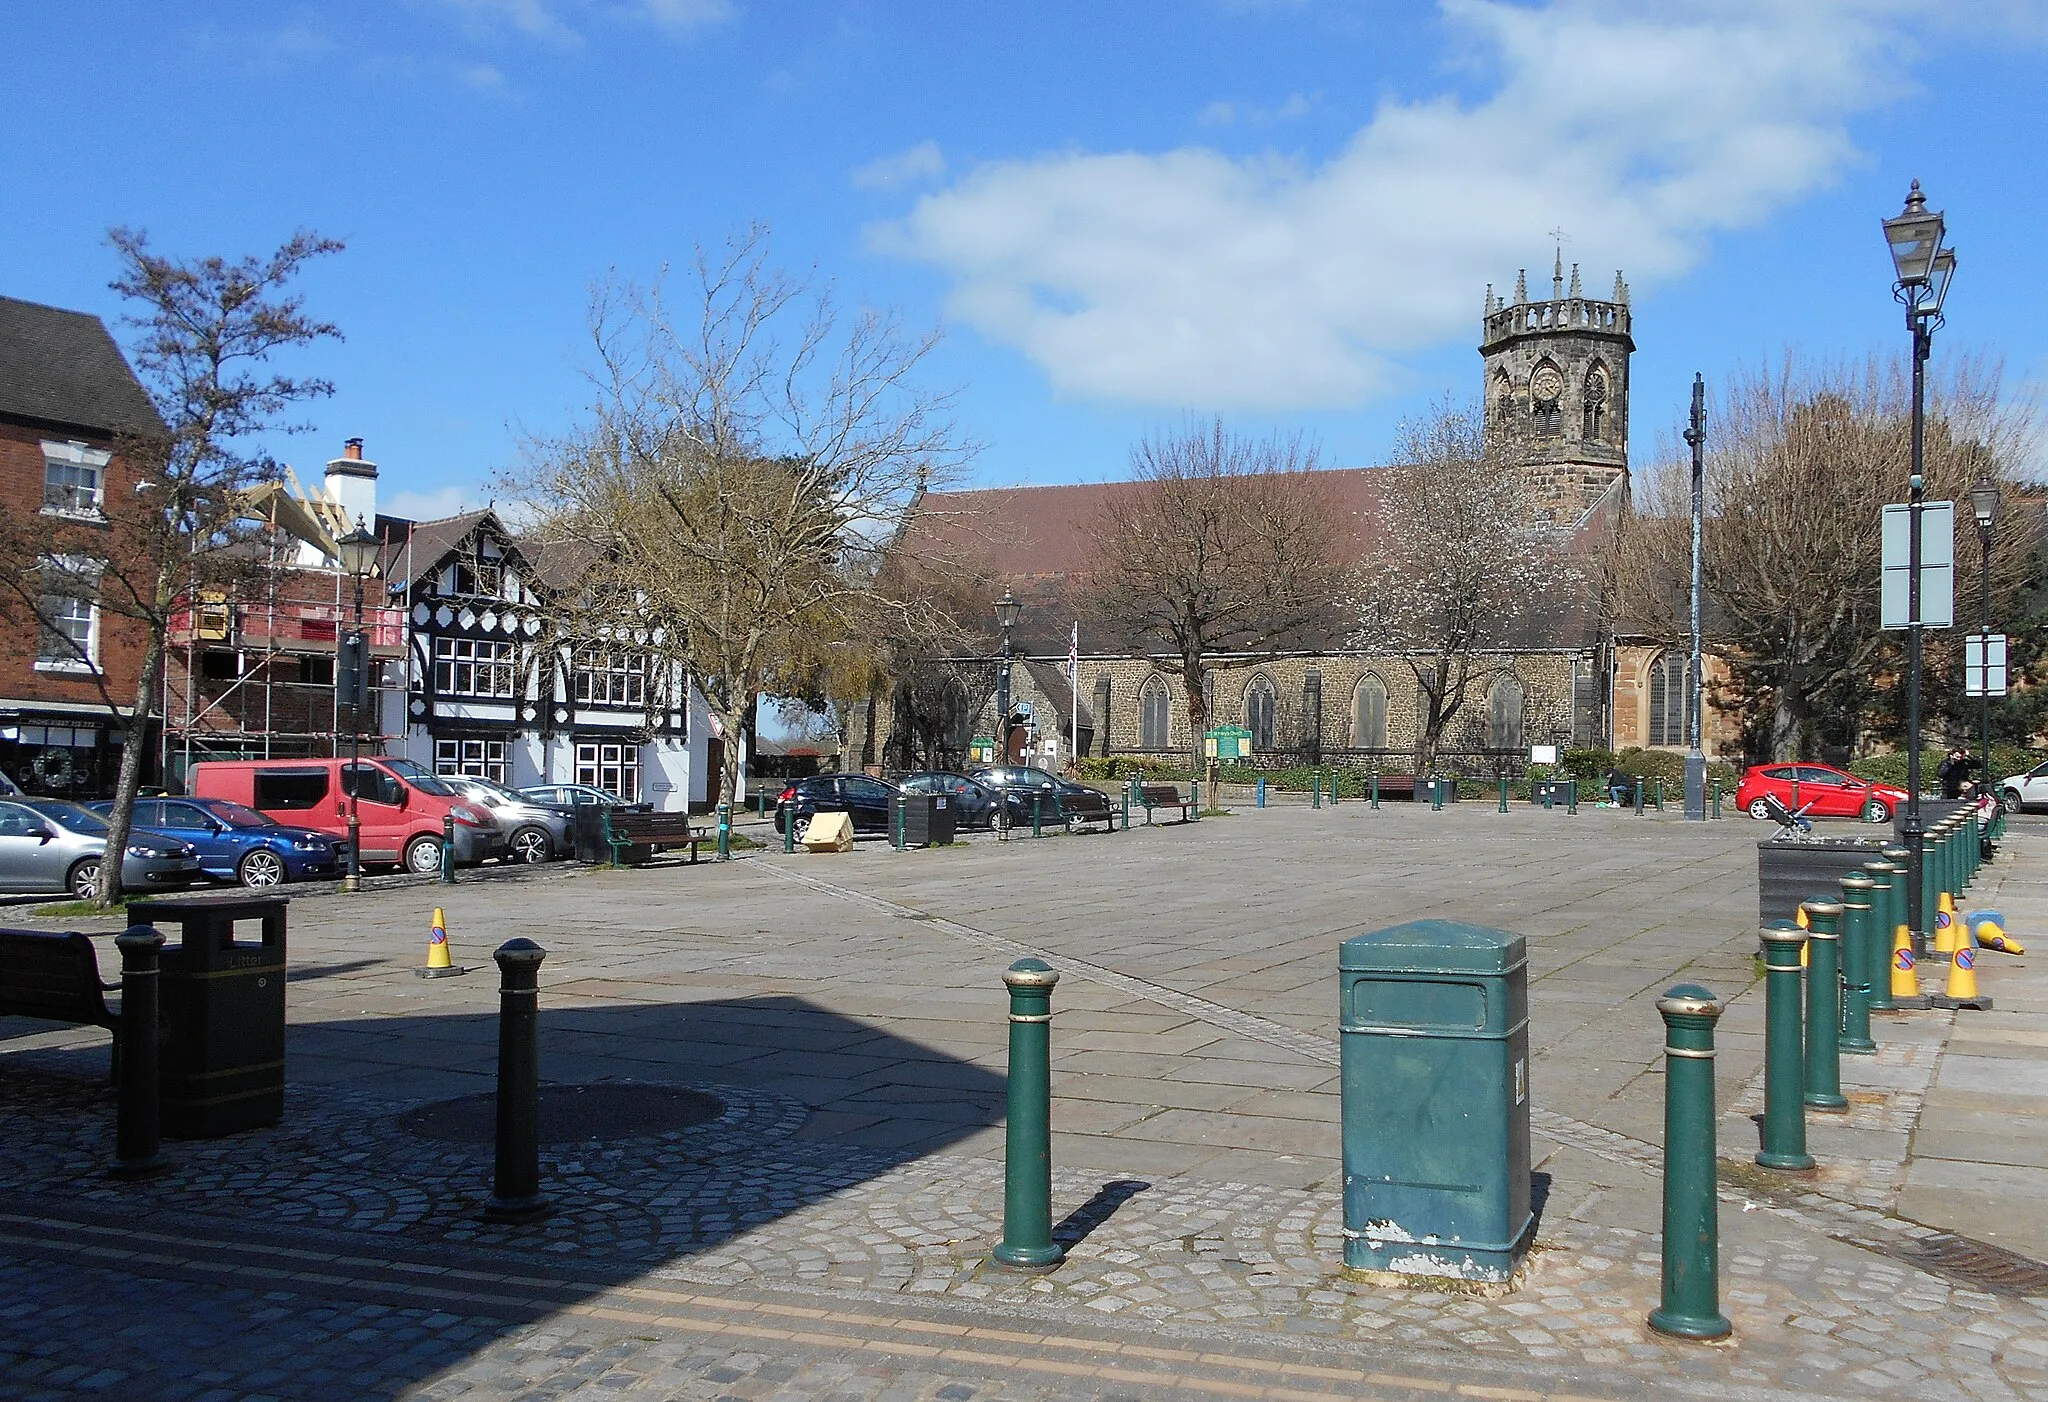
top-left (1684, 373), bottom-right (1707, 820)
top-left (1979, 515), bottom-right (1993, 800)
top-left (1904, 317), bottom-right (1930, 951)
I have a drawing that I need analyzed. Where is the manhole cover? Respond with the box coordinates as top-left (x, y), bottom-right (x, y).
top-left (399, 1083), bottom-right (724, 1145)
top-left (1891, 1232), bottom-right (2048, 1298)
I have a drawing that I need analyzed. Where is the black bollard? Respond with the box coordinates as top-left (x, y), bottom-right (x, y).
top-left (484, 938), bottom-right (551, 1223)
top-left (440, 812), bottom-right (457, 883)
top-left (111, 926), bottom-right (168, 1179)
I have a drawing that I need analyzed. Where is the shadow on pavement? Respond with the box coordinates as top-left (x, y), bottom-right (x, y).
top-left (0, 993), bottom-right (1009, 1398)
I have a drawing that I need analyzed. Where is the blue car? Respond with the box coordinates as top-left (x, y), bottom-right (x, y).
top-left (89, 796), bottom-right (344, 888)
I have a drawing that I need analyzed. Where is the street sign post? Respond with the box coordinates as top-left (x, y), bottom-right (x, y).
top-left (1964, 632), bottom-right (2008, 698)
top-left (1881, 501), bottom-right (1953, 629)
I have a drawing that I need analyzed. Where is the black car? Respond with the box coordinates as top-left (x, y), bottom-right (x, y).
top-left (897, 771), bottom-right (1011, 829)
top-left (774, 773), bottom-right (900, 838)
top-left (969, 765), bottom-right (1114, 826)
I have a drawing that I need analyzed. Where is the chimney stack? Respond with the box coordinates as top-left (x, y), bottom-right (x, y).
top-left (323, 437), bottom-right (379, 548)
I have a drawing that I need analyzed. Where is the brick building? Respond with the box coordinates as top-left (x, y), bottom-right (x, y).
top-left (0, 295), bottom-right (164, 797)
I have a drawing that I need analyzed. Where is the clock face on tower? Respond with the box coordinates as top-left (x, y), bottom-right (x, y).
top-left (1530, 364), bottom-right (1564, 402)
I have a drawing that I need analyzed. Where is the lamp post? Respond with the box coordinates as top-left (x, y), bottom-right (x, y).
top-left (335, 518), bottom-right (382, 894)
top-left (1683, 373), bottom-right (1707, 821)
top-left (992, 591), bottom-right (1023, 836)
top-left (1883, 179), bottom-right (1957, 949)
top-left (1971, 472), bottom-right (2003, 795)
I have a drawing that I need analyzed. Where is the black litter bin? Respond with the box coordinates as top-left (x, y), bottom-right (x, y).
top-left (890, 792), bottom-right (956, 848)
top-left (131, 894), bottom-right (287, 1139)
top-left (573, 805), bottom-right (609, 863)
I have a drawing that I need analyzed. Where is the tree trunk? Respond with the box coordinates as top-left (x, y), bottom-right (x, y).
top-left (1771, 664), bottom-right (1805, 761)
top-left (1180, 647), bottom-right (1208, 782)
top-left (97, 625), bottom-right (165, 909)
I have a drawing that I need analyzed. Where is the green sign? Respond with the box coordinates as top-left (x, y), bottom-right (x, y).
top-left (1204, 725), bottom-right (1252, 760)
top-left (969, 734), bottom-right (997, 763)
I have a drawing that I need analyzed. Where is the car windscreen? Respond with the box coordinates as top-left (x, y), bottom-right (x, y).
top-left (25, 800), bottom-right (108, 835)
top-left (378, 757), bottom-right (459, 797)
top-left (201, 800), bottom-right (276, 828)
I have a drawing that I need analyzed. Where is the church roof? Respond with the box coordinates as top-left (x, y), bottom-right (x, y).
top-left (899, 467), bottom-right (1611, 658)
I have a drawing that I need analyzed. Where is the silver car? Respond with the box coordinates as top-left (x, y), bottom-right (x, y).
top-left (436, 775), bottom-right (574, 864)
top-left (0, 798), bottom-right (203, 898)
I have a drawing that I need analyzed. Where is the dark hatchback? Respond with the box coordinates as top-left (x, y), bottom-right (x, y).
top-left (969, 765), bottom-right (1115, 827)
top-left (773, 773), bottom-right (901, 838)
top-left (896, 771), bottom-right (1013, 829)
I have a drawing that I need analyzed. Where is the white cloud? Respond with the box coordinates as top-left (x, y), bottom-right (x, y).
top-left (852, 140), bottom-right (947, 191)
top-left (877, 0), bottom-right (1988, 411)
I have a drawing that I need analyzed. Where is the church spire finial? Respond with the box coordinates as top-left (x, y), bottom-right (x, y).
top-left (1612, 269), bottom-right (1629, 305)
top-left (1568, 263), bottom-right (1582, 299)
top-left (1514, 268), bottom-right (1527, 304)
top-left (1551, 245), bottom-right (1565, 300)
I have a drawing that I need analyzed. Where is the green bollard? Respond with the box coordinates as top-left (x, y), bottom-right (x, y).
top-left (1711, 778), bottom-right (1722, 820)
top-left (1329, 768), bottom-right (1338, 806)
top-left (1312, 771), bottom-right (1322, 809)
top-left (1431, 775), bottom-right (1444, 811)
top-left (1567, 777), bottom-right (1578, 815)
top-left (1370, 771), bottom-right (1380, 809)
top-left (1756, 925), bottom-right (1815, 1171)
top-left (1543, 783), bottom-right (1554, 811)
top-left (1634, 779), bottom-right (1645, 816)
top-left (1190, 779), bottom-right (1201, 820)
top-left (717, 802), bottom-right (732, 860)
top-left (783, 805), bottom-right (795, 853)
top-left (1655, 777), bottom-right (1666, 810)
top-left (1031, 793), bottom-right (1042, 838)
top-left (1864, 860), bottom-right (1899, 1012)
top-left (1838, 875), bottom-right (1877, 1054)
top-left (994, 958), bottom-right (1064, 1270)
top-left (1800, 900), bottom-right (1849, 1112)
top-left (1648, 984), bottom-right (1732, 1341)
top-left (1498, 776), bottom-right (1509, 813)
top-left (1120, 784), bottom-right (1130, 831)
top-left (893, 798), bottom-right (906, 852)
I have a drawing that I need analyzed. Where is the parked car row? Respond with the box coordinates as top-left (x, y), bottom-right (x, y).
top-left (773, 767), bottom-right (1114, 840)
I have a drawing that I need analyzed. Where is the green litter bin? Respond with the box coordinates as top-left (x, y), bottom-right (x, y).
top-left (1339, 920), bottom-right (1531, 1283)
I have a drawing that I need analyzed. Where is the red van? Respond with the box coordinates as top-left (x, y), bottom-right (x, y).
top-left (189, 756), bottom-right (506, 875)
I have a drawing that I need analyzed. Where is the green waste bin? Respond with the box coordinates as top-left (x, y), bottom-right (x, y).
top-left (1339, 920), bottom-right (1531, 1283)
top-left (133, 894), bottom-right (287, 1139)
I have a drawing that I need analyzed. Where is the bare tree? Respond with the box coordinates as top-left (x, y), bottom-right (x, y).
top-left (1615, 355), bottom-right (2036, 760)
top-left (1352, 399), bottom-right (1569, 773)
top-left (511, 226), bottom-right (973, 807)
top-left (1087, 419), bottom-right (1343, 778)
top-left (0, 229), bottom-right (342, 904)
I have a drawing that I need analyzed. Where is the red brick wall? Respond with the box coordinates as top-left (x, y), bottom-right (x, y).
top-left (0, 418), bottom-right (151, 713)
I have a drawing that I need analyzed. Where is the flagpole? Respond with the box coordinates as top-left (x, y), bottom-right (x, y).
top-left (1069, 622), bottom-right (1080, 770)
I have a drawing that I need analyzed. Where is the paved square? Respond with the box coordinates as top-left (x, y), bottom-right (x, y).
top-left (4, 801), bottom-right (2044, 1400)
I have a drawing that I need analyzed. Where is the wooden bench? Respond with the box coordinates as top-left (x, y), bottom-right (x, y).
top-left (602, 809), bottom-right (706, 866)
top-left (0, 928), bottom-right (123, 1079)
top-left (1132, 783), bottom-right (1193, 824)
top-left (1371, 773), bottom-right (1419, 801)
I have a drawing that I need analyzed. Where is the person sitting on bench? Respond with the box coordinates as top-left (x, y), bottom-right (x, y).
top-left (1605, 767), bottom-right (1633, 806)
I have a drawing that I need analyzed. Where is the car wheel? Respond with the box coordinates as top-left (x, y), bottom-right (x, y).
top-left (1746, 798), bottom-right (1772, 820)
top-left (508, 826), bottom-right (552, 864)
top-left (2003, 789), bottom-right (2023, 814)
top-left (793, 814), bottom-right (813, 843)
top-left (67, 858), bottom-right (101, 900)
top-left (403, 835), bottom-right (443, 875)
top-left (237, 849), bottom-right (287, 888)
top-left (1863, 799), bottom-right (1892, 824)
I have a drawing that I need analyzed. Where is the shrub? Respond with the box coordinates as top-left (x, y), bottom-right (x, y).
top-left (1847, 745), bottom-right (2041, 791)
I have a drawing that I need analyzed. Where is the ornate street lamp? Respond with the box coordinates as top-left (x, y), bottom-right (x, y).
top-left (993, 591), bottom-right (1022, 770)
top-left (1971, 472), bottom-right (2003, 799)
top-left (1882, 179), bottom-right (1957, 951)
top-left (336, 518), bottom-right (381, 893)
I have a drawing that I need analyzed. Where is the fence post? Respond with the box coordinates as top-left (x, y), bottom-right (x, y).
top-left (484, 938), bottom-right (550, 1223)
top-left (1648, 984), bottom-right (1732, 1341)
top-left (1800, 900), bottom-right (1849, 1112)
top-left (1756, 926), bottom-right (1815, 1171)
top-left (994, 958), bottom-right (1064, 1270)
top-left (111, 925), bottom-right (168, 1180)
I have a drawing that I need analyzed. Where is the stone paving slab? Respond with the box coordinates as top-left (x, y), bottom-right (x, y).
top-left (4, 802), bottom-right (2046, 1399)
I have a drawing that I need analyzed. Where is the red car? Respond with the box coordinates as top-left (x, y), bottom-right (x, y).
top-left (1735, 763), bottom-right (1907, 823)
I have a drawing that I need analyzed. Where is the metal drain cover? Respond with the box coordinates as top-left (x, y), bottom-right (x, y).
top-left (1890, 1231), bottom-right (2048, 1298)
top-left (399, 1083), bottom-right (724, 1146)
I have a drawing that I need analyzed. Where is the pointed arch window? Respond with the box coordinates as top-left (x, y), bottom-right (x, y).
top-left (1647, 651), bottom-right (1690, 748)
top-left (1139, 675), bottom-right (1171, 751)
top-left (1583, 364), bottom-right (1610, 441)
top-left (1352, 674), bottom-right (1388, 751)
top-left (1487, 673), bottom-right (1525, 752)
top-left (1244, 673), bottom-right (1277, 751)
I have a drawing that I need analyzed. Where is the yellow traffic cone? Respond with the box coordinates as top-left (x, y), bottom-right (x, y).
top-left (1934, 893), bottom-right (1960, 955)
top-left (1944, 944), bottom-right (1980, 1002)
top-left (1890, 927), bottom-right (1920, 1000)
top-left (418, 906), bottom-right (467, 979)
top-left (1978, 920), bottom-right (2026, 955)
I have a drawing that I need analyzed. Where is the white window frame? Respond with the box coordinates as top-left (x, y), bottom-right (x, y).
top-left (33, 556), bottom-right (103, 674)
top-left (40, 441), bottom-right (110, 520)
top-left (574, 740), bottom-right (640, 802)
top-left (573, 649), bottom-right (646, 708)
top-left (432, 636), bottom-right (515, 698)
top-left (435, 737), bottom-right (509, 783)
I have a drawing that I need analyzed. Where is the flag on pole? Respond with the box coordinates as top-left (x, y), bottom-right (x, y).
top-left (1069, 622), bottom-right (1080, 763)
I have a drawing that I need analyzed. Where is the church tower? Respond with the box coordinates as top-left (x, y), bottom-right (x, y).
top-left (1480, 252), bottom-right (1633, 526)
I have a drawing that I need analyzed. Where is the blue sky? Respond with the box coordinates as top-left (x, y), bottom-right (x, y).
top-left (5, 1), bottom-right (2044, 520)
